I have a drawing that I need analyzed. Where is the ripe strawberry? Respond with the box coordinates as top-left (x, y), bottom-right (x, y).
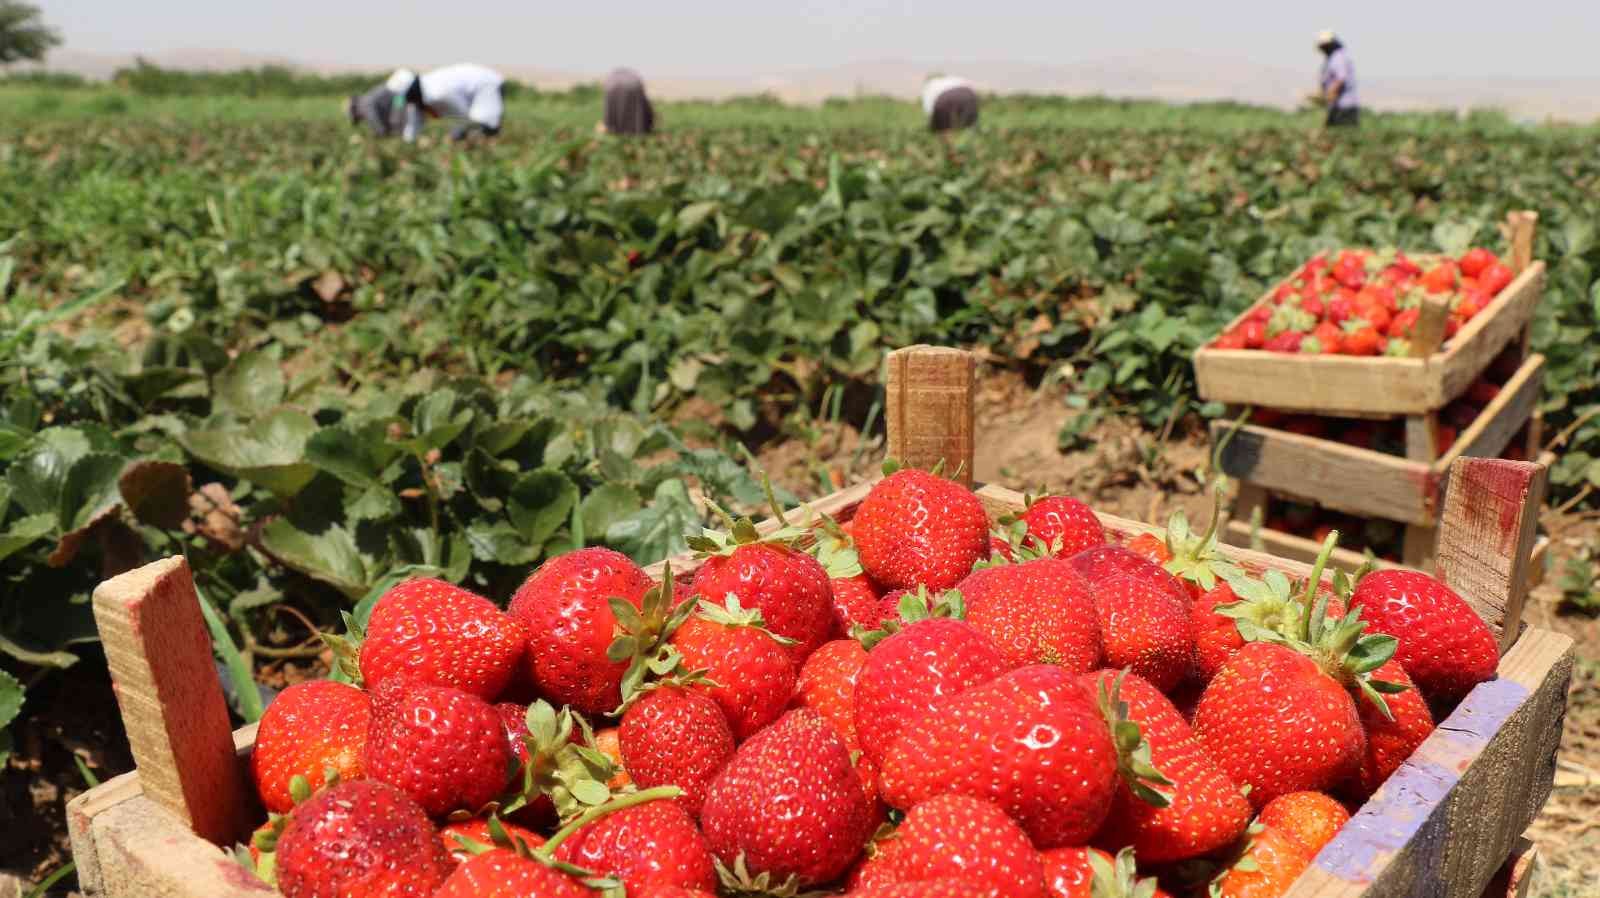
top-left (619, 685), bottom-right (735, 817)
top-left (509, 547), bottom-right (655, 715)
top-left (1348, 569), bottom-right (1497, 704)
top-left (880, 665), bottom-right (1129, 848)
top-left (700, 708), bottom-right (873, 886)
top-left (669, 597), bottom-right (796, 740)
top-left (793, 638), bottom-right (869, 749)
top-left (552, 799), bottom-right (716, 892)
top-left (1212, 331), bottom-right (1248, 351)
top-left (1212, 825), bottom-right (1314, 898)
top-left (1040, 846), bottom-right (1109, 898)
top-left (438, 817), bottom-right (545, 861)
top-left (1240, 319), bottom-right (1267, 348)
top-left (955, 558), bottom-right (1101, 670)
top-left (1309, 321), bottom-right (1343, 354)
top-left (854, 467), bottom-right (990, 591)
top-left (1263, 331), bottom-right (1304, 353)
top-left (1082, 671), bottom-right (1250, 862)
top-left (365, 679), bottom-right (511, 817)
top-left (432, 849), bottom-right (591, 898)
top-left (492, 702), bottom-right (556, 828)
top-left (1018, 494), bottom-right (1105, 558)
top-left (633, 887), bottom-right (718, 898)
top-left (252, 680), bottom-right (370, 814)
top-left (1387, 307), bottom-right (1420, 339)
top-left (1125, 532), bottom-right (1171, 566)
top-left (883, 794), bottom-right (1047, 898)
top-left (1069, 546), bottom-right (1194, 692)
top-left (1459, 248), bottom-right (1496, 278)
top-left (854, 617), bottom-right (1006, 767)
top-left (357, 578), bottom-right (527, 700)
top-left (832, 572), bottom-right (889, 634)
top-left (1343, 659), bottom-right (1435, 802)
top-left (1298, 295), bottom-right (1325, 318)
top-left (1467, 378), bottom-right (1501, 405)
top-left (1257, 791), bottom-right (1349, 855)
top-left (1420, 263), bottom-right (1457, 294)
top-left (275, 780), bottom-right (452, 898)
top-left (1341, 324), bottom-right (1382, 357)
top-left (1197, 572), bottom-right (1347, 683)
top-left (591, 726), bottom-right (632, 789)
top-left (1479, 261), bottom-right (1514, 295)
top-left (690, 527), bottom-right (834, 662)
top-left (852, 881), bottom-right (993, 898)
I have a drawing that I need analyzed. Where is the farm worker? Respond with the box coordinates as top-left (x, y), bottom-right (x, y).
top-left (384, 63), bottom-right (506, 142)
top-left (922, 74), bottom-right (978, 132)
top-left (601, 68), bottom-right (654, 135)
top-left (346, 82), bottom-right (402, 136)
top-left (1315, 30), bottom-right (1359, 127)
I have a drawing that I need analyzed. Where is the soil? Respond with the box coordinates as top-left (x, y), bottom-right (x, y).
top-left (6, 361), bottom-right (1599, 896)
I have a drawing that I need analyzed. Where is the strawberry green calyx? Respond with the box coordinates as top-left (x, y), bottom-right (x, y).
top-left (1095, 671), bottom-right (1174, 809)
top-left (318, 611), bottom-right (366, 684)
top-left (850, 585), bottom-right (966, 649)
top-left (882, 455), bottom-right (967, 483)
top-left (1216, 569), bottom-right (1305, 647)
top-left (688, 476), bottom-right (809, 557)
top-left (713, 852), bottom-right (811, 898)
top-left (500, 700), bottom-right (617, 822)
top-left (1161, 488), bottom-right (1243, 591)
top-left (807, 513), bottom-right (864, 578)
top-left (609, 562), bottom-right (699, 705)
top-left (695, 594), bottom-right (797, 644)
top-left (1266, 304), bottom-right (1315, 338)
top-left (1090, 846), bottom-right (1165, 898)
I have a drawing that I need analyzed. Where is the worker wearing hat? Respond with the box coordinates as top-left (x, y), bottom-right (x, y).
top-left (1315, 30), bottom-right (1359, 127)
top-left (355, 64), bottom-right (506, 142)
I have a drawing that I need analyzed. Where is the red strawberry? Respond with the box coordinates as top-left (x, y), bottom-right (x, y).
top-left (854, 617), bottom-right (1006, 768)
top-left (1343, 659), bottom-right (1435, 802)
top-left (1263, 331), bottom-right (1304, 353)
top-left (365, 679), bottom-right (510, 817)
top-left (1018, 495), bottom-right (1105, 558)
top-left (1347, 569), bottom-right (1497, 704)
top-left (358, 578), bottom-right (527, 700)
top-left (1387, 307), bottom-right (1420, 339)
top-left (1040, 846), bottom-right (1108, 898)
top-left (438, 817), bottom-right (546, 862)
top-left (853, 881), bottom-right (994, 898)
top-left (590, 727), bottom-right (632, 789)
top-left (1420, 263), bottom-right (1457, 294)
top-left (1310, 321), bottom-right (1343, 354)
top-left (1069, 546), bottom-right (1194, 692)
top-left (1240, 319), bottom-right (1267, 348)
top-left (432, 849), bottom-right (591, 898)
top-left (1212, 331), bottom-right (1248, 351)
top-left (509, 547), bottom-right (655, 715)
top-left (879, 665), bottom-right (1126, 848)
top-left (832, 572), bottom-right (889, 634)
top-left (1341, 324), bottom-right (1382, 357)
top-left (669, 597), bottom-right (796, 740)
top-left (882, 794), bottom-right (1047, 898)
top-left (552, 799), bottom-right (716, 892)
top-left (854, 468), bottom-right (990, 591)
top-left (1196, 572), bottom-right (1348, 683)
top-left (700, 708), bottom-right (873, 886)
top-left (492, 702), bottom-right (556, 828)
top-left (1212, 825), bottom-right (1315, 898)
top-left (1125, 532), bottom-right (1171, 566)
top-left (1082, 671), bottom-right (1250, 862)
top-left (1479, 261), bottom-right (1514, 295)
top-left (1459, 248), bottom-right (1496, 278)
top-left (275, 780), bottom-right (452, 898)
top-left (954, 558), bottom-right (1101, 671)
top-left (690, 531), bottom-right (834, 662)
top-left (1258, 791), bottom-right (1349, 855)
top-left (793, 638), bottom-right (869, 750)
top-left (633, 887), bottom-right (718, 898)
top-left (252, 680), bottom-right (370, 814)
top-left (619, 685), bottom-right (736, 818)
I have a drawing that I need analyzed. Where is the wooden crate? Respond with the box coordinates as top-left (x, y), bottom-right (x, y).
top-left (66, 347), bottom-right (1571, 898)
top-left (1193, 212), bottom-right (1543, 417)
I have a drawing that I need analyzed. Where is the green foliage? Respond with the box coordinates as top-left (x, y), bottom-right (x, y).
top-left (0, 0), bottom-right (58, 64)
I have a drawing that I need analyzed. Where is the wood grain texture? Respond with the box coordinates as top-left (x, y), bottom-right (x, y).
top-left (91, 556), bottom-right (257, 845)
top-left (84, 795), bottom-right (275, 898)
top-left (1411, 293), bottom-right (1452, 358)
top-left (1507, 211), bottom-right (1539, 276)
top-left (884, 345), bottom-right (976, 486)
top-left (1287, 628), bottom-right (1573, 898)
top-left (1440, 355), bottom-right (1545, 471)
top-left (1210, 421), bottom-right (1433, 524)
top-left (1479, 838), bottom-right (1538, 898)
top-left (1435, 458), bottom-right (1548, 648)
top-left (1436, 262), bottom-right (1546, 407)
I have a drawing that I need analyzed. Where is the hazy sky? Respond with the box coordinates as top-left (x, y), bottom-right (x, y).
top-left (40, 1), bottom-right (1600, 81)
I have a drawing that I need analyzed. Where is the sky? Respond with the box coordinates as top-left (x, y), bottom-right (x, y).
top-left (38, 0), bottom-right (1600, 82)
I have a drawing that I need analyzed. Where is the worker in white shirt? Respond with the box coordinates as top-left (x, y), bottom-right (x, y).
top-left (922, 75), bottom-right (978, 132)
top-left (381, 64), bottom-right (506, 142)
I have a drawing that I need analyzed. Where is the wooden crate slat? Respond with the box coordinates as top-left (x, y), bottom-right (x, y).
top-left (1435, 458), bottom-right (1549, 651)
top-left (1286, 628), bottom-right (1573, 898)
top-left (1435, 263), bottom-right (1545, 405)
top-left (1439, 355), bottom-right (1546, 472)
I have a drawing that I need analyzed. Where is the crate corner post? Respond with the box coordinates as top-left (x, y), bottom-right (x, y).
top-left (885, 345), bottom-right (976, 487)
top-left (1434, 456), bottom-right (1548, 649)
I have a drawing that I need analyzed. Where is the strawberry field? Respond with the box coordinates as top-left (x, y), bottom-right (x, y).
top-left (4, 89), bottom-right (1600, 895)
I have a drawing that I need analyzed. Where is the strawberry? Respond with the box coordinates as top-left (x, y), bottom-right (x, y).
top-left (1308, 321), bottom-right (1343, 354)
top-left (357, 578), bottom-right (527, 700)
top-left (854, 466), bottom-right (990, 591)
top-left (1040, 846), bottom-right (1109, 898)
top-left (1262, 331), bottom-right (1304, 353)
top-left (1343, 659), bottom-right (1435, 802)
top-left (879, 665), bottom-right (1135, 848)
top-left (793, 638), bottom-right (869, 750)
top-left (1347, 568), bottom-right (1497, 704)
top-left (700, 708), bottom-right (873, 886)
top-left (1420, 263), bottom-right (1457, 294)
top-left (1017, 494), bottom-right (1105, 558)
top-left (1240, 319), bottom-right (1267, 348)
top-left (832, 572), bottom-right (889, 634)
top-left (1125, 532), bottom-right (1170, 565)
top-left (669, 597), bottom-right (796, 740)
top-left (509, 547), bottom-right (656, 716)
top-left (1341, 324), bottom-right (1382, 356)
top-left (252, 680), bottom-right (370, 814)
top-left (493, 702), bottom-right (556, 828)
top-left (1154, 495), bottom-right (1245, 602)
top-left (591, 727), bottom-right (632, 789)
top-left (431, 849), bottom-right (592, 898)
top-left (1467, 378), bottom-right (1501, 405)
top-left (1257, 791), bottom-right (1349, 855)
top-left (619, 685), bottom-right (735, 818)
top-left (689, 508), bottom-right (835, 661)
top-left (274, 780), bottom-right (452, 898)
top-left (854, 615), bottom-right (1006, 768)
top-left (1069, 546), bottom-right (1194, 692)
top-left (1199, 571), bottom-right (1347, 682)
top-left (882, 794), bottom-right (1047, 898)
top-left (853, 881), bottom-right (994, 898)
top-left (1212, 331), bottom-right (1248, 351)
top-left (1083, 671), bottom-right (1250, 862)
top-left (1479, 261), bottom-right (1514, 295)
top-left (633, 887), bottom-right (718, 898)
top-left (365, 679), bottom-right (511, 817)
top-left (955, 558), bottom-right (1101, 670)
top-left (1459, 248), bottom-right (1496, 278)
top-left (439, 817), bottom-right (546, 862)
top-left (552, 799), bottom-right (717, 892)
top-left (1212, 825), bottom-right (1314, 898)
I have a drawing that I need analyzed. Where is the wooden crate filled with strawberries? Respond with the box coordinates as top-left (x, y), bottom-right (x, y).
top-left (67, 347), bottom-right (1568, 898)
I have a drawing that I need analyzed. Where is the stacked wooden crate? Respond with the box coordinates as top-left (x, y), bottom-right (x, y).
top-left (1194, 212), bottom-right (1547, 574)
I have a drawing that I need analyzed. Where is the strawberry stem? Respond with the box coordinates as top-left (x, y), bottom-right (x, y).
top-left (539, 785), bottom-right (683, 856)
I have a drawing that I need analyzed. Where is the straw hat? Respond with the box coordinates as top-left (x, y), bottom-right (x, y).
top-left (1315, 30), bottom-right (1338, 48)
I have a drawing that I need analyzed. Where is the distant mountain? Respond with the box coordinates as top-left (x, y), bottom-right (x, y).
top-left (14, 47), bottom-right (1600, 122)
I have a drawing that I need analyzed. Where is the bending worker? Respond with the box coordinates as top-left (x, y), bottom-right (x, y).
top-left (921, 74), bottom-right (979, 132)
top-left (601, 68), bottom-right (654, 135)
top-left (1315, 31), bottom-right (1359, 127)
top-left (383, 63), bottom-right (506, 142)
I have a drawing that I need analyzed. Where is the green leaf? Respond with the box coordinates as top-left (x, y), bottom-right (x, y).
top-left (605, 478), bottom-right (698, 564)
top-left (212, 348), bottom-right (285, 417)
top-left (305, 422), bottom-right (402, 488)
top-left (178, 409), bottom-right (318, 498)
top-left (508, 469), bottom-right (578, 549)
top-left (7, 427), bottom-right (93, 518)
top-left (0, 668), bottom-right (23, 732)
top-left (60, 453), bottom-right (128, 532)
top-left (581, 483), bottom-right (643, 540)
top-left (410, 389), bottom-right (474, 453)
top-left (259, 520), bottom-right (369, 597)
top-left (676, 202), bottom-right (718, 234)
top-left (464, 521), bottom-right (539, 566)
top-left (0, 514), bottom-right (54, 563)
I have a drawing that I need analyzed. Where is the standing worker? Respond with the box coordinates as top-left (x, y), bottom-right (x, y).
top-left (380, 63), bottom-right (506, 142)
top-left (922, 74), bottom-right (979, 132)
top-left (601, 68), bottom-right (654, 135)
top-left (1315, 31), bottom-right (1359, 127)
